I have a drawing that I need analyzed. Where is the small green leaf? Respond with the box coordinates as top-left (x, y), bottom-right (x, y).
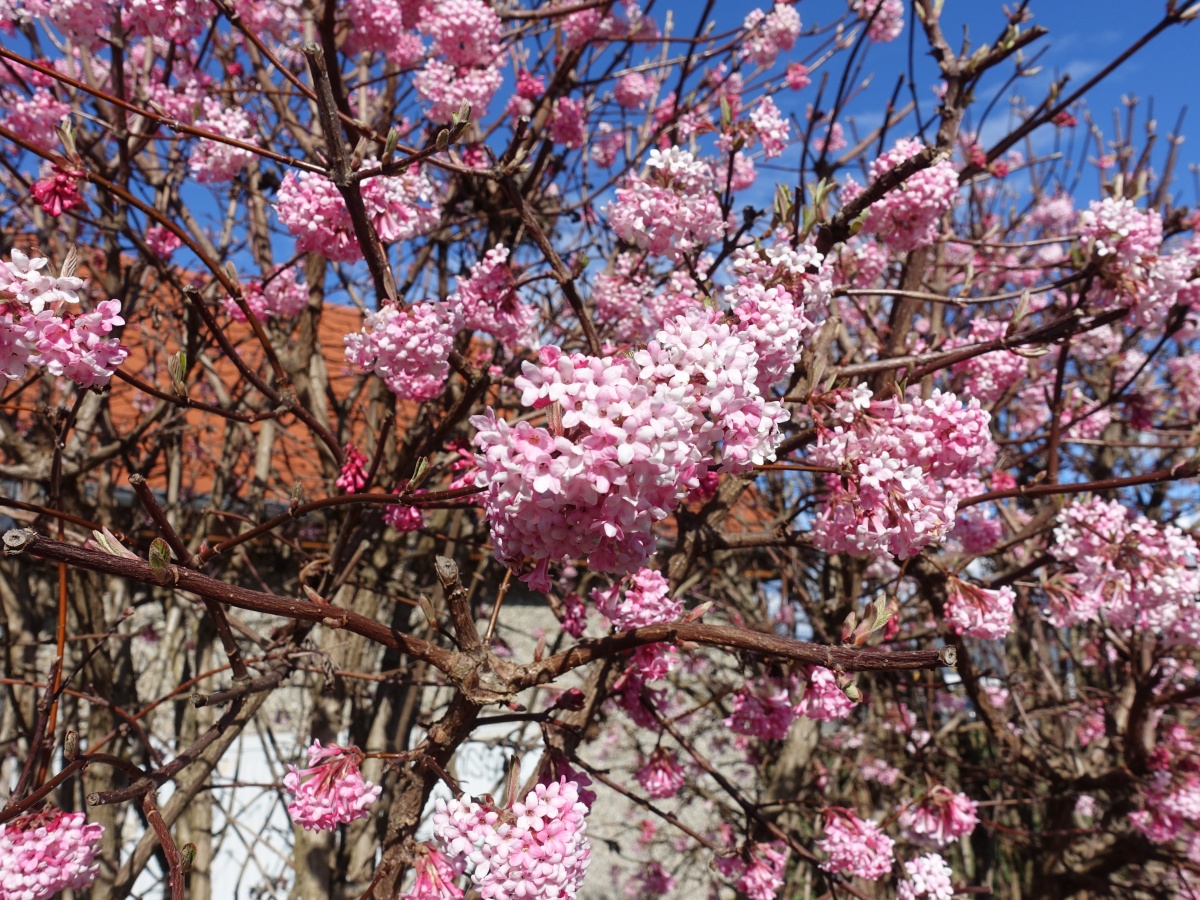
top-left (149, 538), bottom-right (171, 573)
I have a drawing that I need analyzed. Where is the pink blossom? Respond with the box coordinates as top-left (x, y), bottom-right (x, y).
top-left (850, 0), bottom-right (905, 42)
top-left (845, 138), bottom-right (959, 252)
top-left (415, 59), bottom-right (505, 123)
top-left (809, 385), bottom-right (996, 560)
top-left (188, 98), bottom-right (258, 183)
top-left (725, 676), bottom-right (796, 741)
top-left (550, 97), bottom-right (587, 149)
top-left (795, 666), bottom-right (856, 720)
top-left (284, 740), bottom-right (382, 831)
top-left (344, 0), bottom-right (426, 67)
top-left (716, 841), bottom-right (789, 900)
top-left (635, 748), bottom-right (685, 798)
top-left (748, 96), bottom-right (790, 159)
top-left (943, 578), bottom-right (1015, 640)
top-left (432, 777), bottom-right (591, 899)
top-left (898, 853), bottom-right (955, 900)
top-left (336, 444), bottom-right (369, 493)
top-left (605, 147), bottom-right (726, 261)
top-left (31, 165), bottom-right (85, 216)
top-left (0, 87), bottom-right (70, 151)
top-left (740, 4), bottom-right (801, 68)
top-left (817, 808), bottom-right (895, 881)
top-left (590, 123), bottom-right (625, 168)
top-left (899, 788), bottom-right (980, 847)
top-left (473, 307), bottom-right (788, 587)
top-left (447, 245), bottom-right (536, 346)
top-left (224, 267), bottom-right (308, 322)
top-left (628, 861), bottom-right (675, 896)
top-left (785, 62), bottom-right (811, 90)
top-left (614, 72), bottom-right (656, 110)
top-left (1048, 497), bottom-right (1200, 640)
top-left (345, 301), bottom-right (462, 401)
top-left (417, 0), bottom-right (503, 67)
top-left (144, 226), bottom-right (182, 258)
top-left (591, 568), bottom-right (680, 629)
top-left (401, 841), bottom-right (464, 900)
top-left (0, 808), bottom-right (104, 900)
top-left (276, 162), bottom-right (439, 263)
top-left (383, 485), bottom-right (426, 532)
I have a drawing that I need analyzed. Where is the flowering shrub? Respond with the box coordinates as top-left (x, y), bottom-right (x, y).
top-left (2, 1), bottom-right (1200, 898)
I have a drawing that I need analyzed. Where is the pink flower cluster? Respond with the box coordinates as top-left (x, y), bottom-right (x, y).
top-left (188, 98), bottom-right (258, 183)
top-left (727, 241), bottom-right (831, 392)
top-left (0, 87), bottom-right (70, 152)
top-left (943, 577), bottom-right (1015, 640)
top-left (739, 4), bottom-right (801, 68)
top-left (409, 0), bottom-right (508, 121)
top-left (591, 567), bottom-right (680, 629)
top-left (634, 748), bottom-right (686, 799)
top-left (899, 788), bottom-right (980, 846)
top-left (748, 97), bottom-right (791, 159)
top-left (809, 384), bottom-right (996, 560)
top-left (1048, 497), bottom-right (1200, 642)
top-left (432, 776), bottom-right (591, 899)
top-left (897, 853), bottom-right (955, 900)
top-left (401, 841), bottom-right (464, 900)
top-left (606, 147), bottom-right (727, 261)
top-left (550, 97), bottom-right (587, 148)
top-left (276, 162), bottom-right (439, 263)
top-left (716, 841), bottom-right (789, 900)
top-left (1, 250), bottom-right (129, 387)
top-left (850, 0), bottom-right (905, 42)
top-left (724, 675), bottom-right (798, 741)
top-left (817, 808), bottom-right (895, 881)
top-left (794, 665), bottom-right (857, 720)
top-left (31, 165), bottom-right (85, 217)
top-left (449, 244), bottom-right (536, 346)
top-left (843, 138), bottom-right (959, 253)
top-left (1128, 726), bottom-right (1200, 845)
top-left (590, 252), bottom-right (704, 344)
top-left (224, 267), bottom-right (308, 322)
top-left (122, 0), bottom-right (206, 40)
top-left (473, 306), bottom-right (788, 588)
top-left (614, 72), bottom-right (656, 110)
top-left (0, 809), bottom-right (103, 900)
top-left (345, 301), bottom-right (461, 401)
top-left (344, 0), bottom-right (425, 67)
top-left (1078, 196), bottom-right (1162, 267)
top-left (336, 444), bottom-right (369, 493)
top-left (284, 740), bottom-right (382, 831)
top-left (946, 318), bottom-right (1026, 403)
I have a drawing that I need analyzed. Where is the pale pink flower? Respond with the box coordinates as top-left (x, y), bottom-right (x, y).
top-left (716, 841), bottom-right (789, 900)
top-left (345, 301), bottom-right (462, 401)
top-left (432, 777), bottom-right (591, 899)
top-left (817, 808), bottom-right (895, 881)
top-left (284, 740), bottom-right (382, 831)
top-left (614, 72), bottom-right (656, 109)
top-left (740, 4), bottom-right (801, 68)
top-left (0, 809), bottom-right (104, 900)
top-left (899, 788), bottom-right (980, 847)
top-left (591, 568), bottom-right (680, 629)
top-left (795, 666), bottom-right (856, 720)
top-left (897, 853), bottom-right (955, 900)
top-left (635, 748), bottom-right (685, 799)
top-left (850, 0), bottom-right (904, 42)
top-left (401, 841), bottom-right (464, 900)
top-left (725, 676), bottom-right (796, 741)
top-left (943, 578), bottom-right (1015, 640)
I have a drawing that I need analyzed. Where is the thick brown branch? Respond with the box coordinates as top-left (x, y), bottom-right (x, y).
top-left (520, 622), bottom-right (954, 688)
